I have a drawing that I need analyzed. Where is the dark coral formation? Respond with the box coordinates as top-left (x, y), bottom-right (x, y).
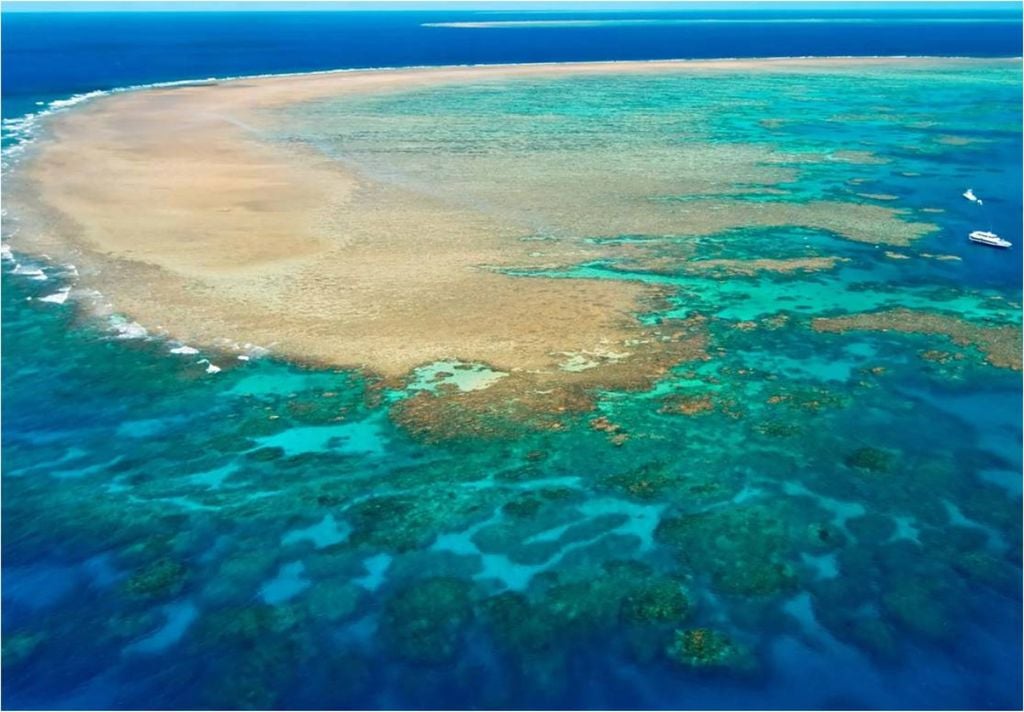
top-left (600, 462), bottom-right (681, 500)
top-left (620, 578), bottom-right (690, 624)
top-left (666, 628), bottom-right (747, 670)
top-left (656, 505), bottom-right (799, 597)
top-left (480, 592), bottom-right (557, 654)
top-left (844, 446), bottom-right (894, 473)
top-left (380, 577), bottom-right (474, 664)
top-left (123, 558), bottom-right (188, 600)
top-left (658, 393), bottom-right (715, 416)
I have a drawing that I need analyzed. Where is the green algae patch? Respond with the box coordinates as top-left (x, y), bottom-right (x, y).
top-left (380, 577), bottom-right (474, 665)
top-left (812, 309), bottom-right (1023, 371)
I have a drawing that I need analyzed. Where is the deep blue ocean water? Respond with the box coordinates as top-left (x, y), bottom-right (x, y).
top-left (2, 6), bottom-right (1023, 711)
top-left (2, 5), bottom-right (1022, 119)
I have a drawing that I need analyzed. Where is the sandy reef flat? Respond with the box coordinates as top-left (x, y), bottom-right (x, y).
top-left (3, 57), bottom-right (1005, 385)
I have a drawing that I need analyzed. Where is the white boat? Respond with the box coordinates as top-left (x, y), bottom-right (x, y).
top-left (963, 188), bottom-right (983, 205)
top-left (969, 230), bottom-right (1011, 248)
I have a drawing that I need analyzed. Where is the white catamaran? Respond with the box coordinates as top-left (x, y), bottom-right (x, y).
top-left (962, 188), bottom-right (1010, 248)
top-left (968, 230), bottom-right (1012, 249)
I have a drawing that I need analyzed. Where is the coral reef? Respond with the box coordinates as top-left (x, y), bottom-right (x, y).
top-left (306, 578), bottom-right (362, 622)
top-left (620, 578), bottom-right (690, 624)
top-left (656, 505), bottom-right (799, 597)
top-left (347, 492), bottom-right (494, 552)
top-left (846, 513), bottom-right (897, 542)
top-left (600, 462), bottom-right (681, 500)
top-left (589, 415), bottom-right (630, 446)
top-left (666, 628), bottom-right (751, 670)
top-left (813, 309), bottom-right (1022, 370)
top-left (844, 446), bottom-right (894, 473)
top-left (881, 576), bottom-right (957, 640)
top-left (123, 558), bottom-right (188, 600)
top-left (379, 577), bottom-right (474, 664)
top-left (682, 256), bottom-right (845, 277)
top-left (480, 592), bottom-right (557, 653)
top-left (390, 317), bottom-right (708, 442)
top-left (658, 394), bottom-right (715, 416)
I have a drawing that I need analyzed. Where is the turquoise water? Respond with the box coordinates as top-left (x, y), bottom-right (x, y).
top-left (3, 54), bottom-right (1023, 712)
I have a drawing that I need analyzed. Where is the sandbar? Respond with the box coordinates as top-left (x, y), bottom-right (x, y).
top-left (3, 57), bottom-right (992, 385)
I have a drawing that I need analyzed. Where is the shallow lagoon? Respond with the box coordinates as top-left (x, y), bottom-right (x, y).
top-left (2, 60), bottom-right (1022, 710)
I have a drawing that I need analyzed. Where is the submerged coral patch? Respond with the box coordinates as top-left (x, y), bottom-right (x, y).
top-left (812, 309), bottom-right (1023, 370)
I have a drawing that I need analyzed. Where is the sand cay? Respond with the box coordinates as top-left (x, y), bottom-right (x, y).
top-left (5, 57), bottom-right (976, 385)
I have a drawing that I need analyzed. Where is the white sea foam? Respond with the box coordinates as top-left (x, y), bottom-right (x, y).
top-left (108, 316), bottom-right (148, 340)
top-left (47, 90), bottom-right (109, 111)
top-left (11, 263), bottom-right (45, 279)
top-left (197, 359), bottom-right (222, 374)
top-left (39, 287), bottom-right (71, 305)
top-left (169, 345), bottom-right (200, 355)
top-left (232, 342), bottom-right (270, 360)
